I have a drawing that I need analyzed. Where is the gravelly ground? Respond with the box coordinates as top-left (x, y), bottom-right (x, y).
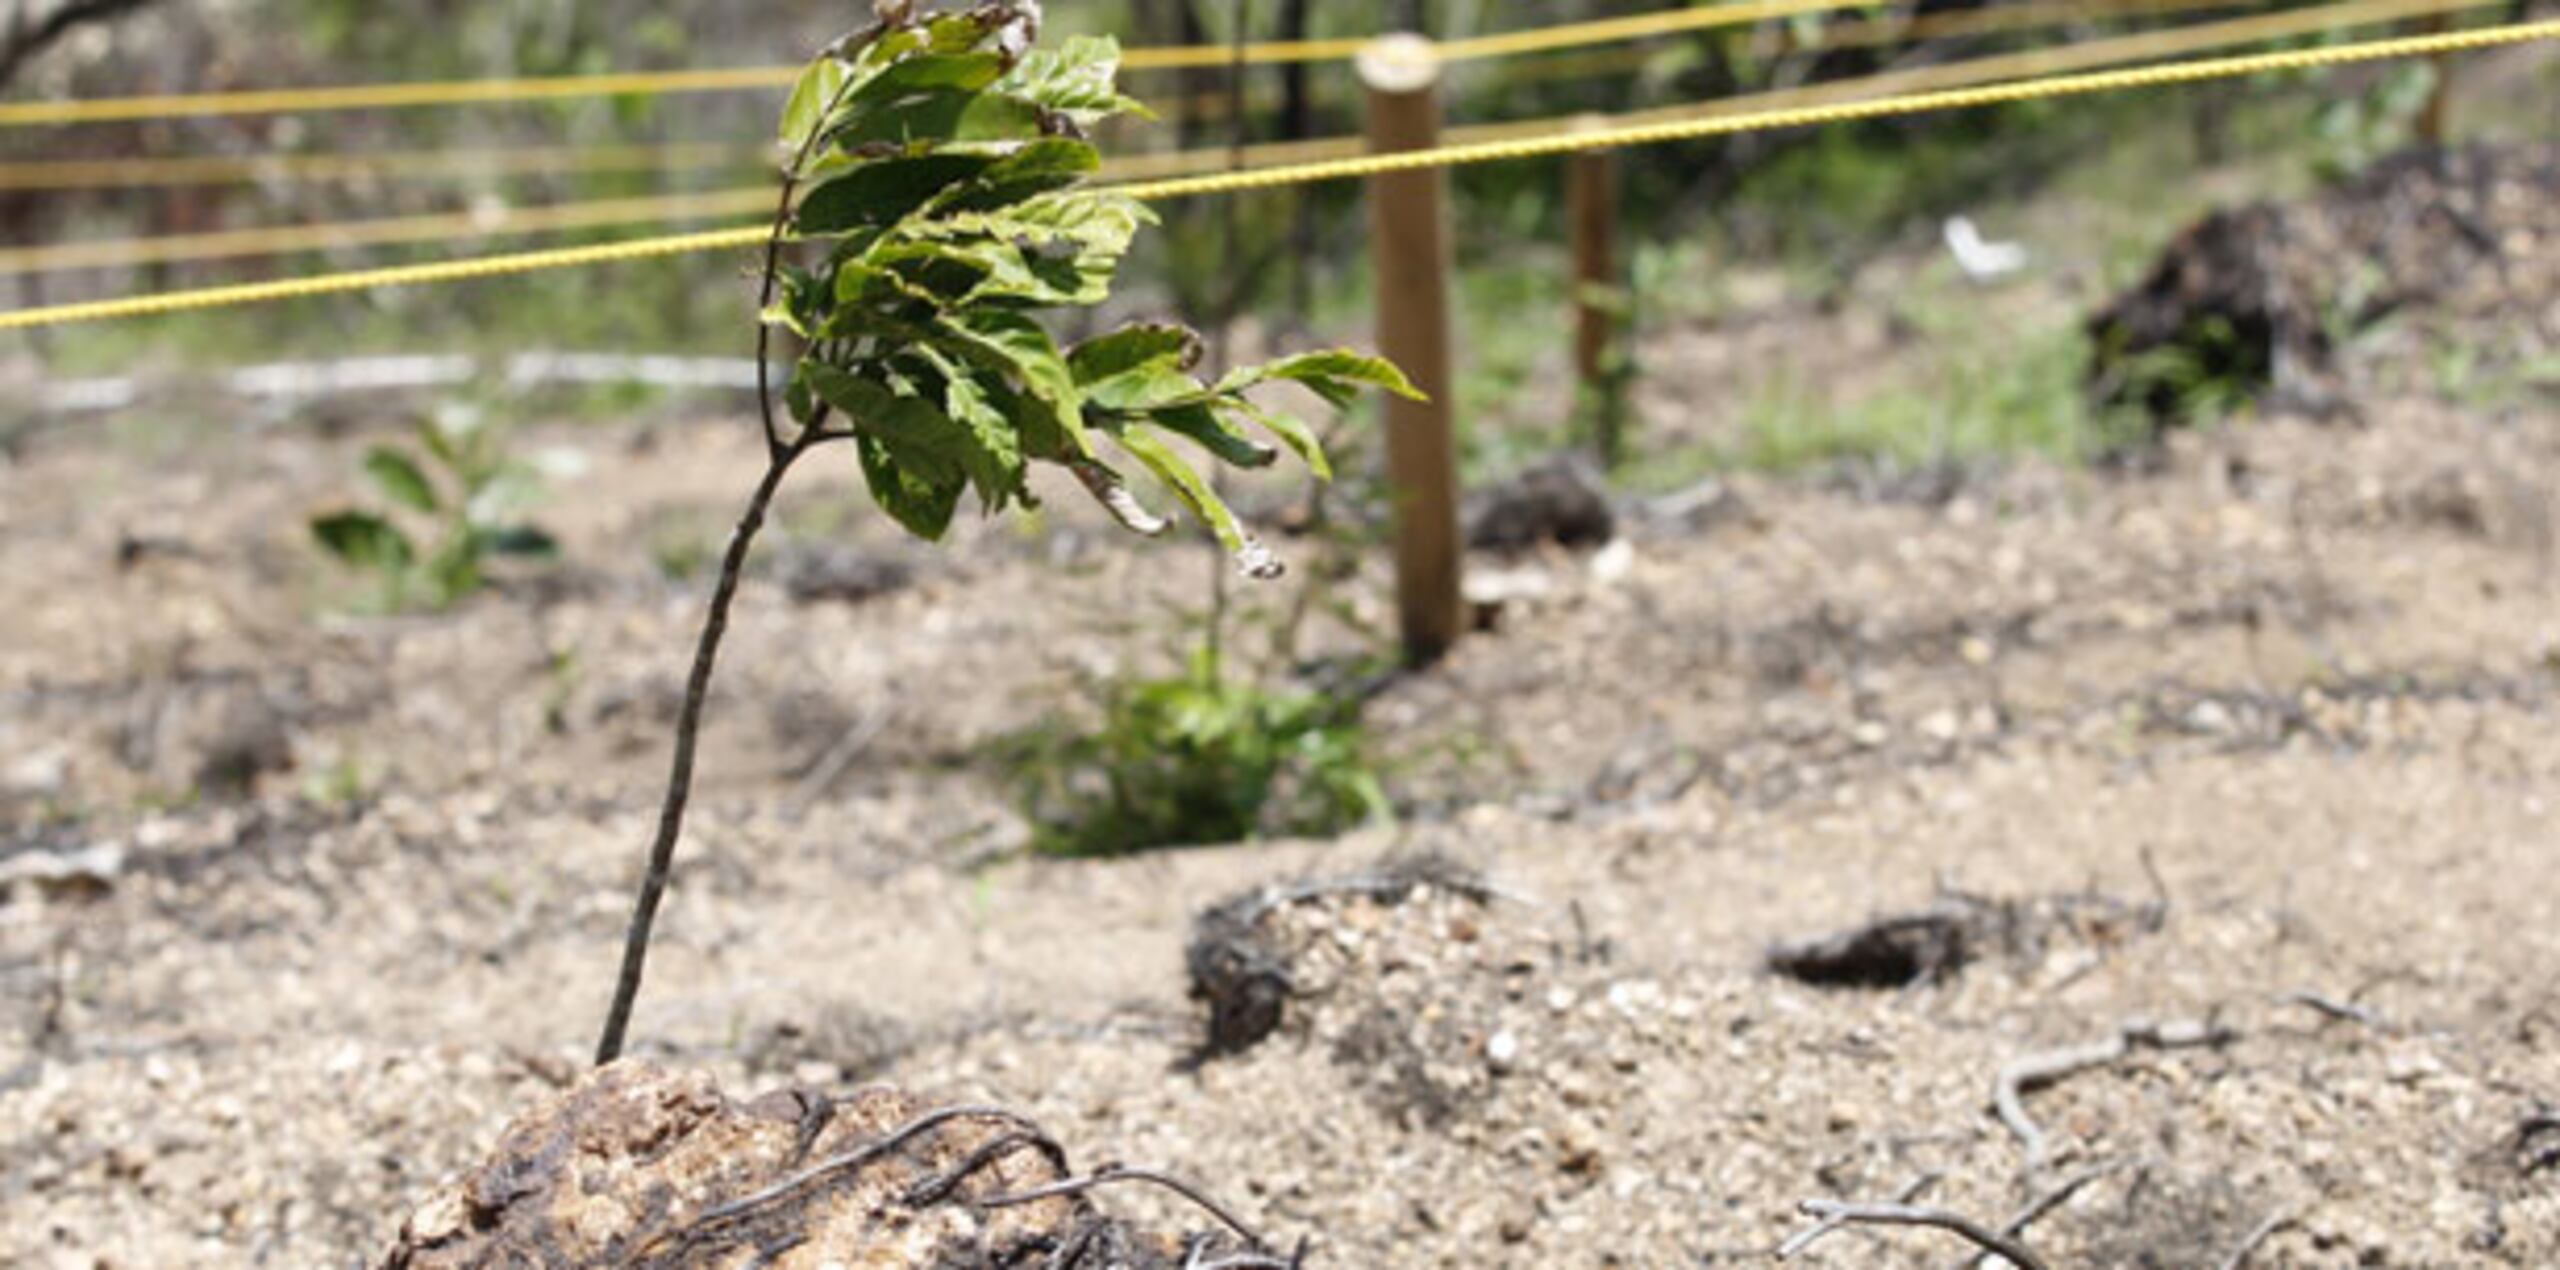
top-left (7, 143), bottom-right (2560, 1264)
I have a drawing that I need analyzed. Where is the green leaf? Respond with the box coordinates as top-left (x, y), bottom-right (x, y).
top-left (797, 153), bottom-right (998, 235)
top-left (1218, 396), bottom-right (1333, 481)
top-left (1068, 323), bottom-right (1201, 385)
top-left (485, 526), bottom-right (560, 558)
top-left (1082, 363), bottom-right (1205, 413)
top-left (855, 432), bottom-right (965, 540)
top-left (311, 511), bottom-right (413, 571)
top-left (843, 52), bottom-right (1005, 111)
top-left (362, 448), bottom-right (438, 513)
top-left (903, 347), bottom-right (1031, 506)
top-left (1109, 424), bottom-right (1282, 578)
top-left (805, 365), bottom-right (968, 487)
top-left (834, 87), bottom-right (1047, 148)
top-left (1146, 402), bottom-right (1279, 469)
top-left (781, 57), bottom-right (850, 155)
top-left (929, 309), bottom-right (1089, 457)
top-left (1000, 36), bottom-right (1151, 124)
top-left (937, 138), bottom-right (1100, 212)
top-left (1218, 349), bottom-right (1424, 408)
top-left (424, 531), bottom-right (482, 605)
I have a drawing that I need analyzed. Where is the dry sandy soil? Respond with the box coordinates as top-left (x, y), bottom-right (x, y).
top-left (5, 246), bottom-right (2560, 1263)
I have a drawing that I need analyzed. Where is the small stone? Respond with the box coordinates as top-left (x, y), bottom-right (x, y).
top-left (1486, 1030), bottom-right (1521, 1074)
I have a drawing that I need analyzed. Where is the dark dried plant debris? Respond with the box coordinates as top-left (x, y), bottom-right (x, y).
top-left (1186, 853), bottom-right (1497, 1059)
top-left (1765, 879), bottom-right (2166, 991)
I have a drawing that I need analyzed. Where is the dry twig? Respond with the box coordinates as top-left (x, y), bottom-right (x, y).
top-left (1780, 1199), bottom-right (2051, 1270)
top-left (2216, 1203), bottom-right (2302, 1270)
top-left (1957, 1159), bottom-right (2138, 1268)
top-left (2277, 990), bottom-right (2386, 1028)
top-left (1780, 1173), bottom-right (1940, 1258)
top-left (1994, 1017), bottom-right (2237, 1174)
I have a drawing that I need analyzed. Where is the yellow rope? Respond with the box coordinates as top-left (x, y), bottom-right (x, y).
top-left (1, 18), bottom-right (2549, 331)
top-left (3, 0), bottom-right (2279, 187)
top-left (1102, 0), bottom-right (2490, 182)
top-left (0, 187), bottom-right (779, 275)
top-left (0, 141), bottom-right (759, 192)
top-left (0, 0), bottom-right (1887, 126)
top-left (0, 139), bottom-right (1318, 274)
top-left (1114, 18), bottom-right (2560, 202)
top-left (1453, 0), bottom-right (2498, 144)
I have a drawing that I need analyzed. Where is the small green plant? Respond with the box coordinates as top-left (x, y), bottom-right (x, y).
top-left (309, 409), bottom-right (558, 611)
top-left (2310, 61), bottom-right (2437, 181)
top-left (998, 648), bottom-right (1388, 857)
top-left (592, 2), bottom-right (1416, 1065)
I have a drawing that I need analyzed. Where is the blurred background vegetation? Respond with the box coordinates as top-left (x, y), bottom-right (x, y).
top-left (2, 0), bottom-right (2553, 477)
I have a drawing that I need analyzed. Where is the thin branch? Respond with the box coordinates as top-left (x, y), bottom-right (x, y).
top-left (752, 26), bottom-right (880, 458)
top-left (593, 436), bottom-right (814, 1065)
top-left (981, 1164), bottom-right (1272, 1251)
top-left (2276, 990), bottom-right (2386, 1028)
top-left (1781, 1200), bottom-right (2052, 1270)
top-left (0, 0), bottom-right (155, 91)
top-left (1959, 1160), bottom-right (2137, 1269)
top-left (1778, 1173), bottom-right (1939, 1257)
top-left (1994, 1017), bottom-right (2236, 1175)
top-left (638, 1104), bottom-right (1058, 1262)
top-left (2216, 1203), bottom-right (2301, 1270)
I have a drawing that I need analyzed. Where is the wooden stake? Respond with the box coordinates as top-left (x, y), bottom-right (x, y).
top-left (2416, 11), bottom-right (2453, 145)
top-left (1359, 34), bottom-right (1463, 666)
top-left (1567, 118), bottom-right (1622, 465)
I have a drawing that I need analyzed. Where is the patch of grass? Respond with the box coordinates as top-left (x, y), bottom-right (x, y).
top-left (1648, 301), bottom-right (2149, 483)
top-left (991, 649), bottom-right (1390, 858)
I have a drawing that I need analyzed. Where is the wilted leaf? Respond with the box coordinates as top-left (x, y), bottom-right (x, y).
top-left (1069, 458), bottom-right (1171, 536)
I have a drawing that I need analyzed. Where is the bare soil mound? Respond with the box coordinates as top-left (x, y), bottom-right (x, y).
top-left (381, 1061), bottom-right (1272, 1269)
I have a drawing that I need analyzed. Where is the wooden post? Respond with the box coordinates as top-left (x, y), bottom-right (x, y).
top-left (1360, 34), bottom-right (1463, 666)
top-left (1567, 118), bottom-right (1622, 465)
top-left (2415, 12), bottom-right (2453, 146)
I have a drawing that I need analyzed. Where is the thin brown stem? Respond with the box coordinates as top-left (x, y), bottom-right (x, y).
top-left (592, 32), bottom-right (883, 1065)
top-left (594, 438), bottom-right (809, 1065)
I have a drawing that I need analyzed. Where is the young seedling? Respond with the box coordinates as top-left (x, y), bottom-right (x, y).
top-left (309, 409), bottom-right (558, 612)
top-left (593, 0), bottom-right (1417, 1065)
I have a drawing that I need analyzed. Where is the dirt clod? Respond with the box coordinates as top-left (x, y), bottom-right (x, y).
top-left (1186, 854), bottom-right (1497, 1059)
top-left (1766, 904), bottom-right (1978, 988)
top-left (1464, 456), bottom-right (1616, 552)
